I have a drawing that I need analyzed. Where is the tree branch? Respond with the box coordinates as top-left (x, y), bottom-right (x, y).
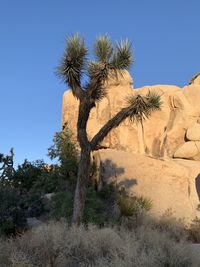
top-left (90, 93), bottom-right (161, 151)
top-left (90, 107), bottom-right (131, 150)
top-left (77, 97), bottom-right (95, 149)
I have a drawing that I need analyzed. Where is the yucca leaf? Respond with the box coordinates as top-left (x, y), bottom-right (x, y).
top-left (94, 35), bottom-right (113, 63)
top-left (111, 39), bottom-right (133, 70)
top-left (126, 92), bottom-right (161, 122)
top-left (57, 34), bottom-right (88, 99)
top-left (146, 91), bottom-right (162, 111)
top-left (86, 61), bottom-right (109, 101)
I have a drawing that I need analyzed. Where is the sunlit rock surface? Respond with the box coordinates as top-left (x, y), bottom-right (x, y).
top-left (62, 72), bottom-right (200, 223)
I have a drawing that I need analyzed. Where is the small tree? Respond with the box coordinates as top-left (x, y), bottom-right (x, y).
top-left (0, 148), bottom-right (15, 185)
top-left (57, 34), bottom-right (161, 225)
top-left (48, 124), bottom-right (78, 185)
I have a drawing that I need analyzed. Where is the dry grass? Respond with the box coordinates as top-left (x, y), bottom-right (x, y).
top-left (0, 219), bottom-right (197, 267)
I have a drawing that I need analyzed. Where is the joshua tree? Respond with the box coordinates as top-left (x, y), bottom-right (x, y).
top-left (57, 34), bottom-right (161, 225)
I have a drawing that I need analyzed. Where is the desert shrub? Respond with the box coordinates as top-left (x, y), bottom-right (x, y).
top-left (1, 126), bottom-right (79, 229)
top-left (11, 160), bottom-right (45, 191)
top-left (49, 186), bottom-right (116, 225)
top-left (32, 166), bottom-right (62, 193)
top-left (117, 208), bottom-right (190, 245)
top-left (12, 125), bottom-right (79, 195)
top-left (85, 184), bottom-right (153, 226)
top-left (83, 186), bottom-right (112, 225)
top-left (115, 185), bottom-right (152, 224)
top-left (49, 191), bottom-right (74, 221)
top-left (117, 194), bottom-right (152, 218)
top-left (12, 160), bottom-right (61, 193)
top-left (152, 209), bottom-right (188, 242)
top-left (20, 191), bottom-right (45, 218)
top-left (10, 161), bottom-right (55, 219)
top-left (0, 187), bottom-right (26, 236)
top-left (0, 221), bottom-right (196, 267)
top-left (188, 217), bottom-right (200, 243)
top-left (48, 125), bottom-right (78, 187)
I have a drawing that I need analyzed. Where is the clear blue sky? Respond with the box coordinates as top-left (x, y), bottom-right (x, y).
top-left (0, 0), bottom-right (199, 166)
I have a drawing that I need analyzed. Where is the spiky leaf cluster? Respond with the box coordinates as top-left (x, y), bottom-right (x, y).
top-left (90, 91), bottom-right (161, 149)
top-left (86, 61), bottom-right (109, 101)
top-left (89, 38), bottom-right (133, 101)
top-left (110, 40), bottom-right (133, 69)
top-left (126, 92), bottom-right (161, 122)
top-left (146, 91), bottom-right (162, 111)
top-left (94, 36), bottom-right (113, 62)
top-left (57, 34), bottom-right (133, 101)
top-left (57, 34), bottom-right (87, 98)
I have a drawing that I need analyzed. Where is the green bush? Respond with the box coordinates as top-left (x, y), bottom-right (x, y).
top-left (48, 125), bottom-right (78, 187)
top-left (49, 186), bottom-right (114, 225)
top-left (32, 166), bottom-right (61, 193)
top-left (49, 182), bottom-right (123, 226)
top-left (116, 185), bottom-right (152, 219)
top-left (0, 187), bottom-right (26, 236)
top-left (83, 186), bottom-right (111, 225)
top-left (0, 127), bottom-right (79, 237)
top-left (49, 191), bottom-right (74, 221)
top-left (11, 160), bottom-right (45, 191)
top-left (20, 191), bottom-right (45, 217)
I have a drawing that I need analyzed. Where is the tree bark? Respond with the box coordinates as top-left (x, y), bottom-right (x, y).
top-left (72, 97), bottom-right (93, 225)
top-left (72, 147), bottom-right (91, 225)
top-left (72, 105), bottom-right (131, 225)
top-left (90, 107), bottom-right (130, 150)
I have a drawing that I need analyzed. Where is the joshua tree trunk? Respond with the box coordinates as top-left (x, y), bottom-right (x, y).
top-left (72, 98), bottom-right (93, 225)
top-left (72, 147), bottom-right (91, 225)
top-left (72, 104), bottom-right (131, 225)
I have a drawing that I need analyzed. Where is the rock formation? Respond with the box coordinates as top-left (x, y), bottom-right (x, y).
top-left (62, 71), bottom-right (200, 223)
top-left (93, 149), bottom-right (200, 223)
top-left (62, 71), bottom-right (200, 159)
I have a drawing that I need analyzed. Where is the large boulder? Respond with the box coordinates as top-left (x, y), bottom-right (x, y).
top-left (174, 141), bottom-right (200, 160)
top-left (186, 123), bottom-right (200, 141)
top-left (62, 71), bottom-right (200, 159)
top-left (62, 71), bottom-right (200, 223)
top-left (93, 149), bottom-right (200, 224)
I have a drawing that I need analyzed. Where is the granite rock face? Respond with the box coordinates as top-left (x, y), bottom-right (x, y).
top-left (62, 71), bottom-right (200, 159)
top-left (62, 72), bottom-right (200, 223)
top-left (174, 141), bottom-right (200, 160)
top-left (93, 149), bottom-right (200, 224)
top-left (186, 123), bottom-right (200, 141)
